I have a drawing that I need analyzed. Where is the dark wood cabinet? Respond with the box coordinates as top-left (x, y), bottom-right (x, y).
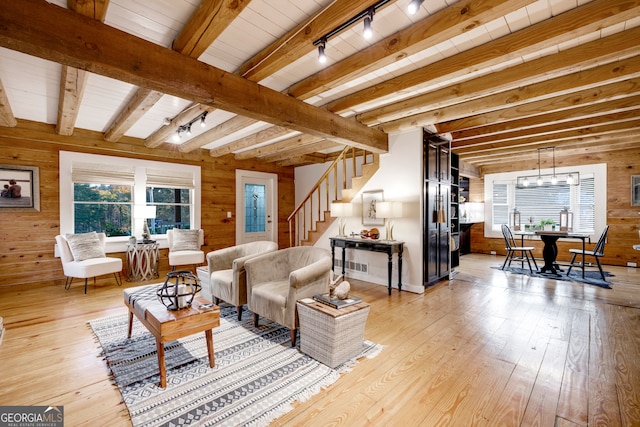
top-left (450, 153), bottom-right (460, 269)
top-left (423, 129), bottom-right (451, 287)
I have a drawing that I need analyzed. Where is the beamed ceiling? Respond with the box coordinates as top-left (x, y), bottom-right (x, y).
top-left (0, 0), bottom-right (639, 173)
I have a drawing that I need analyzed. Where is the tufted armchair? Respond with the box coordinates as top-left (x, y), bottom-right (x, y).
top-left (55, 232), bottom-right (122, 294)
top-left (206, 240), bottom-right (278, 320)
top-left (245, 246), bottom-right (332, 346)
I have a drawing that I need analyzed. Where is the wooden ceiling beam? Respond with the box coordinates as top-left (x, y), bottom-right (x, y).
top-left (288, 0), bottom-right (535, 100)
top-left (56, 0), bottom-right (110, 136)
top-left (260, 140), bottom-right (340, 163)
top-left (0, 78), bottom-right (16, 127)
top-left (379, 59), bottom-right (640, 135)
top-left (235, 134), bottom-right (325, 160)
top-left (104, 88), bottom-right (163, 142)
top-left (173, 0), bottom-right (250, 59)
top-left (208, 126), bottom-right (295, 157)
top-left (277, 153), bottom-right (330, 167)
top-left (357, 27), bottom-right (640, 126)
top-left (110, 0), bottom-right (247, 144)
top-left (461, 134), bottom-right (640, 166)
top-left (67, 0), bottom-right (110, 20)
top-left (455, 125), bottom-right (640, 157)
top-left (179, 115), bottom-right (258, 152)
top-left (447, 95), bottom-right (640, 138)
top-left (452, 109), bottom-right (640, 148)
top-left (144, 104), bottom-right (215, 148)
top-left (237, 0), bottom-right (388, 82)
top-left (326, 0), bottom-right (640, 115)
top-left (0, 0), bottom-right (388, 152)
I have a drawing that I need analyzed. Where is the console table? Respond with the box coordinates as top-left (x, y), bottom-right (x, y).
top-left (329, 237), bottom-right (404, 295)
top-left (126, 242), bottom-right (160, 281)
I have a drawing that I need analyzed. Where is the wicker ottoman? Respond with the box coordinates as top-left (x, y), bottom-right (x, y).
top-left (296, 298), bottom-right (370, 368)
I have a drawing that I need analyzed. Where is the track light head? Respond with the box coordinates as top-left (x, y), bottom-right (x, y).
top-left (408, 0), bottom-right (424, 15)
top-left (318, 40), bottom-right (327, 64)
top-left (200, 111), bottom-right (207, 127)
top-left (363, 9), bottom-right (374, 39)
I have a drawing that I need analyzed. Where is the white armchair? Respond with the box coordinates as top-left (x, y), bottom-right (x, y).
top-left (206, 241), bottom-right (278, 320)
top-left (55, 232), bottom-right (122, 294)
top-left (166, 228), bottom-right (205, 272)
top-left (245, 247), bottom-right (332, 346)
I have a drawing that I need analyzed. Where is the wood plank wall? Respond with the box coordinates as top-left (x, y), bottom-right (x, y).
top-left (466, 148), bottom-right (640, 267)
top-left (0, 120), bottom-right (295, 287)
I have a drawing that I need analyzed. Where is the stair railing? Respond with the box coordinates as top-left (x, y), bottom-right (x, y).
top-left (287, 146), bottom-right (373, 247)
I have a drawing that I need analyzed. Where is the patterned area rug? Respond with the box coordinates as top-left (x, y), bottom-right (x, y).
top-left (89, 305), bottom-right (382, 427)
top-left (492, 265), bottom-right (614, 289)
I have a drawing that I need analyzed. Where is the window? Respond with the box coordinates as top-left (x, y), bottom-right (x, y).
top-left (71, 162), bottom-right (134, 236)
top-left (483, 163), bottom-right (606, 239)
top-left (60, 152), bottom-right (201, 251)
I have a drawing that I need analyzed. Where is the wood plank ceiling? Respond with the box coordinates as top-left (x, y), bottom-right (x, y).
top-left (0, 0), bottom-right (638, 173)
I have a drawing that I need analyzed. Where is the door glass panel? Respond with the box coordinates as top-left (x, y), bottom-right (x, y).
top-left (244, 183), bottom-right (266, 233)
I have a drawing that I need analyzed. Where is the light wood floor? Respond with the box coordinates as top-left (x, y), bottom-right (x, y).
top-left (0, 254), bottom-right (638, 426)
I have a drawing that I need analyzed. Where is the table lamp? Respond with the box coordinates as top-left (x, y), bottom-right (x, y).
top-left (330, 202), bottom-right (353, 237)
top-left (135, 205), bottom-right (157, 242)
top-left (376, 201), bottom-right (403, 240)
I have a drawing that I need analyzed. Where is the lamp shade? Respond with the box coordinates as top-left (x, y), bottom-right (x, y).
top-left (376, 201), bottom-right (403, 218)
top-left (135, 205), bottom-right (157, 219)
top-left (330, 202), bottom-right (353, 217)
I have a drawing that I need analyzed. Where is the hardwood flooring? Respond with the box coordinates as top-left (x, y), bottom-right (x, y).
top-left (0, 254), bottom-right (638, 426)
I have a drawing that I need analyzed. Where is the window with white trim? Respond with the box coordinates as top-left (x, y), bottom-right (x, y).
top-left (483, 163), bottom-right (606, 239)
top-left (60, 152), bottom-right (201, 245)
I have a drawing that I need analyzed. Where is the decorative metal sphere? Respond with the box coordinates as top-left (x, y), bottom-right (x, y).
top-left (157, 270), bottom-right (201, 310)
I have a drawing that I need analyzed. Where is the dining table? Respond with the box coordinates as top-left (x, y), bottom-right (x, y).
top-left (516, 230), bottom-right (591, 277)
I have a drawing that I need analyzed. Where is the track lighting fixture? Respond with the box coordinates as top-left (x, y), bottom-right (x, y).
top-left (170, 111), bottom-right (208, 143)
top-left (313, 0), bottom-right (392, 64)
top-left (408, 0), bottom-right (424, 15)
top-left (363, 9), bottom-right (374, 39)
top-left (318, 39), bottom-right (327, 63)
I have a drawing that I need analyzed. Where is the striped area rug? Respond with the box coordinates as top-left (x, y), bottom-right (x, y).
top-left (89, 305), bottom-right (382, 427)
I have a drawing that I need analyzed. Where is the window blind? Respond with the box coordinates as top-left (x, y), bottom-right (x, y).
top-left (71, 162), bottom-right (135, 185)
top-left (146, 168), bottom-right (194, 189)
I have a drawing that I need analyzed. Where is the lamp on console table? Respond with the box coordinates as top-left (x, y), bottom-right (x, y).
top-left (376, 201), bottom-right (403, 241)
top-left (330, 202), bottom-right (353, 237)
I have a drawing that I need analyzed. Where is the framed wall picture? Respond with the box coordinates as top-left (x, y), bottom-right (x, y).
top-left (362, 189), bottom-right (384, 226)
top-left (0, 164), bottom-right (40, 212)
top-left (632, 175), bottom-right (640, 206)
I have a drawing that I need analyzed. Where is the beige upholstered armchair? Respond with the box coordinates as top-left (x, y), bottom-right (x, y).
top-left (55, 232), bottom-right (122, 294)
top-left (166, 228), bottom-right (205, 272)
top-left (206, 240), bottom-right (278, 320)
top-left (245, 247), bottom-right (332, 346)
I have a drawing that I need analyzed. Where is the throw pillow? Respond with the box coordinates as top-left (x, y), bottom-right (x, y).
top-left (65, 232), bottom-right (105, 262)
top-left (171, 229), bottom-right (200, 252)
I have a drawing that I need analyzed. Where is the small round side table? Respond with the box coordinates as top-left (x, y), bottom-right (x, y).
top-left (126, 242), bottom-right (160, 281)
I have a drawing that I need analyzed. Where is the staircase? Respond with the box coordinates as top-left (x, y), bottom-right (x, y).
top-left (288, 147), bottom-right (379, 247)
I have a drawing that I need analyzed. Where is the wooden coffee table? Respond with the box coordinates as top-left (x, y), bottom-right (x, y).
top-left (125, 289), bottom-right (220, 388)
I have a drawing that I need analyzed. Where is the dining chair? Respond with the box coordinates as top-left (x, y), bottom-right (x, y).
top-left (566, 225), bottom-right (609, 281)
top-left (501, 224), bottom-right (538, 273)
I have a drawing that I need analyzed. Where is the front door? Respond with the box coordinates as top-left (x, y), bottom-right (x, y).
top-left (235, 170), bottom-right (278, 244)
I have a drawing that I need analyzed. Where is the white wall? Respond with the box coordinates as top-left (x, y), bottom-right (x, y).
top-left (295, 128), bottom-right (424, 294)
